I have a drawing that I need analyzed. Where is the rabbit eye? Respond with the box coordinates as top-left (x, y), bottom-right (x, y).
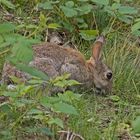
top-left (106, 72), bottom-right (112, 80)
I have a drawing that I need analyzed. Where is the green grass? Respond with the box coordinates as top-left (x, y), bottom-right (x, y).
top-left (0, 30), bottom-right (139, 140)
top-left (0, 0), bottom-right (140, 139)
top-left (68, 37), bottom-right (140, 139)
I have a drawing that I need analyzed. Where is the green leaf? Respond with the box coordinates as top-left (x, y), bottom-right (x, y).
top-left (11, 41), bottom-right (33, 64)
top-left (118, 15), bottom-right (133, 24)
top-left (25, 127), bottom-right (53, 136)
top-left (131, 21), bottom-right (140, 32)
top-left (132, 116), bottom-right (140, 134)
top-left (109, 95), bottom-right (120, 102)
top-left (40, 96), bottom-right (59, 108)
top-left (48, 118), bottom-right (64, 128)
top-left (27, 108), bottom-right (43, 115)
top-left (48, 23), bottom-right (61, 29)
top-left (19, 85), bottom-right (32, 96)
top-left (38, 127), bottom-right (54, 136)
top-left (53, 102), bottom-right (78, 115)
top-left (0, 0), bottom-right (15, 9)
top-left (60, 6), bottom-right (77, 17)
top-left (0, 23), bottom-right (16, 33)
top-left (26, 24), bottom-right (38, 29)
top-left (53, 73), bottom-right (71, 82)
top-left (65, 1), bottom-right (74, 7)
top-left (58, 91), bottom-right (81, 102)
top-left (54, 80), bottom-right (68, 88)
top-left (11, 63), bottom-right (48, 80)
top-left (79, 30), bottom-right (98, 40)
top-left (38, 1), bottom-right (53, 10)
top-left (76, 4), bottom-right (93, 15)
top-left (66, 79), bottom-right (80, 86)
top-left (91, 0), bottom-right (109, 5)
top-left (3, 92), bottom-right (19, 98)
top-left (118, 6), bottom-right (138, 14)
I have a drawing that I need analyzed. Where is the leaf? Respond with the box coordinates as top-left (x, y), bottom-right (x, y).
top-left (3, 92), bottom-right (19, 98)
top-left (19, 85), bottom-right (32, 96)
top-left (131, 21), bottom-right (140, 32)
top-left (40, 96), bottom-right (60, 105)
top-left (76, 4), bottom-right (93, 15)
top-left (48, 118), bottom-right (64, 128)
top-left (132, 116), bottom-right (140, 134)
top-left (26, 24), bottom-right (38, 29)
top-left (48, 23), bottom-right (61, 29)
top-left (53, 102), bottom-right (78, 115)
top-left (66, 80), bottom-right (80, 86)
top-left (91, 0), bottom-right (109, 5)
top-left (54, 80), bottom-right (68, 88)
top-left (0, 0), bottom-right (15, 9)
top-left (53, 73), bottom-right (71, 82)
top-left (0, 23), bottom-right (15, 33)
top-left (109, 95), bottom-right (120, 102)
top-left (38, 127), bottom-right (54, 136)
top-left (27, 108), bottom-right (43, 115)
top-left (79, 30), bottom-right (98, 40)
top-left (0, 104), bottom-right (11, 112)
top-left (38, 1), bottom-right (53, 10)
top-left (58, 91), bottom-right (81, 102)
top-left (118, 6), bottom-right (138, 14)
top-left (11, 41), bottom-right (33, 64)
top-left (65, 1), bottom-right (75, 7)
top-left (118, 15), bottom-right (133, 24)
top-left (25, 127), bottom-right (53, 136)
top-left (60, 6), bottom-right (77, 17)
top-left (11, 63), bottom-right (48, 80)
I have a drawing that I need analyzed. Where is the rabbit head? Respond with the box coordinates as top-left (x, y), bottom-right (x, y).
top-left (87, 36), bottom-right (113, 93)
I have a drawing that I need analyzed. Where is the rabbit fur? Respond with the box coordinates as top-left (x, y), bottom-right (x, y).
top-left (1, 36), bottom-right (112, 93)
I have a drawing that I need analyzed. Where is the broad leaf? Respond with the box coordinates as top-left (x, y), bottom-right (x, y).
top-left (65, 1), bottom-right (75, 7)
top-left (118, 6), bottom-right (138, 14)
top-left (131, 21), bottom-right (140, 32)
top-left (60, 6), bottom-right (77, 17)
top-left (48, 23), bottom-right (61, 29)
top-left (48, 118), bottom-right (64, 128)
top-left (53, 102), bottom-right (78, 115)
top-left (132, 116), bottom-right (140, 134)
top-left (27, 108), bottom-right (43, 115)
top-left (0, 23), bottom-right (15, 33)
top-left (91, 0), bottom-right (109, 5)
top-left (11, 41), bottom-right (33, 64)
top-left (12, 63), bottom-right (48, 80)
top-left (79, 30), bottom-right (98, 40)
top-left (38, 1), bottom-right (53, 10)
top-left (76, 4), bottom-right (93, 15)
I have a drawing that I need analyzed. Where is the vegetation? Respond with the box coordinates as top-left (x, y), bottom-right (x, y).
top-left (0, 0), bottom-right (140, 139)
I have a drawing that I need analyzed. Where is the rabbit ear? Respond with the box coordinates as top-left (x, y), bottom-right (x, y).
top-left (92, 36), bottom-right (105, 61)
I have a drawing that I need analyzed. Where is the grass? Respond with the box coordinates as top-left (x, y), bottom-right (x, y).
top-left (0, 26), bottom-right (140, 140)
top-left (0, 0), bottom-right (140, 139)
top-left (67, 36), bottom-right (140, 139)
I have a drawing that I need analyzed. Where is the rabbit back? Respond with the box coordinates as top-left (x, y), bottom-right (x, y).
top-left (1, 43), bottom-right (89, 84)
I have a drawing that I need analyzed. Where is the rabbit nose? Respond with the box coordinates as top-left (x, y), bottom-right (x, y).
top-left (106, 72), bottom-right (112, 80)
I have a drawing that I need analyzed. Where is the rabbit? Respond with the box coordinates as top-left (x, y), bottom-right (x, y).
top-left (1, 36), bottom-right (113, 93)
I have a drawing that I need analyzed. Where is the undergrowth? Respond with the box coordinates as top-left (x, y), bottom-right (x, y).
top-left (0, 0), bottom-right (140, 139)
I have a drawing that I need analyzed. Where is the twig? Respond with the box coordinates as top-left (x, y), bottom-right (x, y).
top-left (58, 130), bottom-right (84, 140)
